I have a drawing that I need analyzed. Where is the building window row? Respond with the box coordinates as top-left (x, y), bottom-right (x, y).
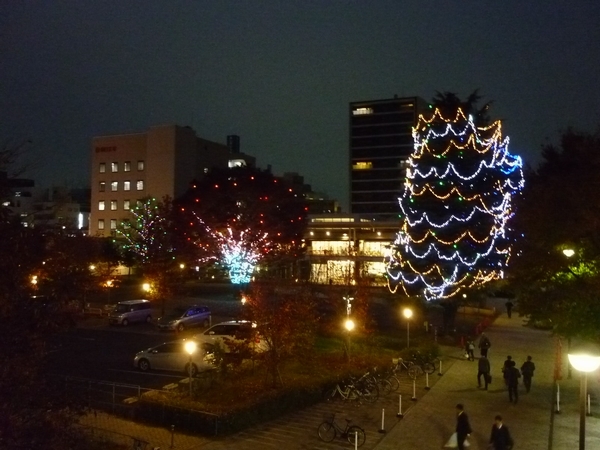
top-left (98, 180), bottom-right (144, 192)
top-left (99, 160), bottom-right (144, 173)
top-left (97, 219), bottom-right (118, 230)
top-left (98, 199), bottom-right (132, 211)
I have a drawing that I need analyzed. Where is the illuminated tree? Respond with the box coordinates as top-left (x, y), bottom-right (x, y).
top-left (385, 92), bottom-right (524, 300)
top-left (178, 166), bottom-right (307, 285)
top-left (117, 197), bottom-right (187, 314)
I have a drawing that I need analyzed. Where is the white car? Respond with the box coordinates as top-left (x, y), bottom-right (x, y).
top-left (193, 320), bottom-right (268, 354)
top-left (133, 339), bottom-right (215, 376)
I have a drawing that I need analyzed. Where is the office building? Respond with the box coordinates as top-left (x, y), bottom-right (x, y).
top-left (90, 124), bottom-right (229, 236)
top-left (349, 96), bottom-right (428, 219)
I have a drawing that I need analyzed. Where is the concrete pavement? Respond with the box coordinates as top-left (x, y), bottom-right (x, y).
top-left (374, 314), bottom-right (600, 450)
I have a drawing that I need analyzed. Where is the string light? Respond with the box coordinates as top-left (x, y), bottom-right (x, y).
top-left (385, 107), bottom-right (524, 300)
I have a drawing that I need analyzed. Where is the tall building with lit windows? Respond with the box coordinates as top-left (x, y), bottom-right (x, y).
top-left (349, 96), bottom-right (429, 219)
top-left (90, 124), bottom-right (229, 236)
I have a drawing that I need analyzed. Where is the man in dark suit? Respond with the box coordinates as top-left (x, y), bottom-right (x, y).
top-left (490, 415), bottom-right (514, 449)
top-left (506, 361), bottom-right (521, 403)
top-left (455, 403), bottom-right (472, 450)
top-left (521, 356), bottom-right (536, 393)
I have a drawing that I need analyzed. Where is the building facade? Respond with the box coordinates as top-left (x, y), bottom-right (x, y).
top-left (349, 96), bottom-right (428, 219)
top-left (90, 124), bottom-right (229, 236)
top-left (304, 214), bottom-right (399, 286)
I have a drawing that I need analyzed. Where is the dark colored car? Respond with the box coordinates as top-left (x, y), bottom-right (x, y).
top-left (157, 305), bottom-right (211, 332)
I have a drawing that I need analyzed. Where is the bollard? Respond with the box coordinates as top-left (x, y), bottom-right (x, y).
top-left (587, 394), bottom-right (592, 417)
top-left (170, 424), bottom-right (175, 449)
top-left (411, 378), bottom-right (417, 401)
top-left (555, 382), bottom-right (561, 414)
top-left (438, 360), bottom-right (443, 376)
top-left (378, 408), bottom-right (386, 433)
top-left (397, 394), bottom-right (404, 418)
top-left (425, 372), bottom-right (431, 390)
top-left (354, 430), bottom-right (358, 450)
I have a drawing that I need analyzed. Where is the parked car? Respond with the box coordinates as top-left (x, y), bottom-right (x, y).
top-left (108, 299), bottom-right (152, 326)
top-left (133, 339), bottom-right (215, 376)
top-left (193, 320), bottom-right (268, 354)
top-left (156, 305), bottom-right (211, 332)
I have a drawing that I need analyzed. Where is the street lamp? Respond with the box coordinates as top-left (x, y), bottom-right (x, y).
top-left (184, 340), bottom-right (197, 397)
top-left (563, 248), bottom-right (575, 258)
top-left (568, 348), bottom-right (600, 449)
top-left (142, 282), bottom-right (151, 293)
top-left (403, 308), bottom-right (413, 348)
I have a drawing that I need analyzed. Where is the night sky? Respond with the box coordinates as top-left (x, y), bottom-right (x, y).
top-left (2, 1), bottom-right (599, 210)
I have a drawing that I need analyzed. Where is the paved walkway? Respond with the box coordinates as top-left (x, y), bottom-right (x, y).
top-left (79, 313), bottom-right (600, 449)
top-left (374, 314), bottom-right (600, 450)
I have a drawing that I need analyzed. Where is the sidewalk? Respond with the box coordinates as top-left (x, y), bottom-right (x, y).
top-left (374, 314), bottom-right (600, 450)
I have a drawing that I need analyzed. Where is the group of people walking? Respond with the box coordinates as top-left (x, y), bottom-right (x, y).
top-left (450, 329), bottom-right (536, 449)
top-left (454, 404), bottom-right (514, 450)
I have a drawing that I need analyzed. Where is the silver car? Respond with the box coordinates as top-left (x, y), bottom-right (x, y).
top-left (156, 305), bottom-right (211, 332)
top-left (193, 320), bottom-right (268, 353)
top-left (133, 339), bottom-right (215, 376)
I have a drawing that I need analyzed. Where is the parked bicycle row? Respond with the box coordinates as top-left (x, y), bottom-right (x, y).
top-left (323, 352), bottom-right (442, 405)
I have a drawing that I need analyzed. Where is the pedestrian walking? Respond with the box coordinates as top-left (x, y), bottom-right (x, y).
top-left (478, 355), bottom-right (491, 389)
top-left (521, 355), bottom-right (536, 393)
top-left (455, 403), bottom-right (472, 450)
top-left (489, 415), bottom-right (514, 450)
top-left (478, 332), bottom-right (491, 357)
top-left (466, 338), bottom-right (475, 361)
top-left (505, 301), bottom-right (514, 318)
top-left (506, 361), bottom-right (521, 403)
top-left (502, 356), bottom-right (513, 385)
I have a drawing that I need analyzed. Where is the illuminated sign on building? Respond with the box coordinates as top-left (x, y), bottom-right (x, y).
top-left (352, 107), bottom-right (373, 116)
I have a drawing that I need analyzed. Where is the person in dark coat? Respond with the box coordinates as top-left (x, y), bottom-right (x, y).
top-left (521, 355), bottom-right (536, 393)
top-left (502, 356), bottom-right (513, 385)
top-left (505, 301), bottom-right (514, 318)
top-left (478, 355), bottom-right (491, 389)
top-left (506, 361), bottom-right (521, 403)
top-left (455, 403), bottom-right (472, 450)
top-left (490, 415), bottom-right (514, 450)
top-left (478, 332), bottom-right (491, 357)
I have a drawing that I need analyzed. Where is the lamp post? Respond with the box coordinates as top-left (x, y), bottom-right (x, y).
top-left (344, 318), bottom-right (355, 360)
top-left (567, 350), bottom-right (600, 449)
top-left (403, 308), bottom-right (413, 348)
top-left (184, 340), bottom-right (197, 397)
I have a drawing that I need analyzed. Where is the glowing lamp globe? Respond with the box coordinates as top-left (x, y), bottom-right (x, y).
top-left (403, 308), bottom-right (413, 320)
top-left (184, 341), bottom-right (197, 356)
top-left (568, 353), bottom-right (600, 373)
top-left (563, 249), bottom-right (575, 258)
top-left (345, 319), bottom-right (355, 331)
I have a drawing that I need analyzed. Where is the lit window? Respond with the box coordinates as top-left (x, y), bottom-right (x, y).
top-left (123, 220), bottom-right (131, 229)
top-left (136, 200), bottom-right (143, 208)
top-left (352, 107), bottom-right (373, 116)
top-left (136, 180), bottom-right (144, 191)
top-left (137, 160), bottom-right (145, 171)
top-left (123, 200), bottom-right (130, 211)
top-left (110, 200), bottom-right (117, 211)
top-left (124, 161), bottom-right (131, 172)
top-left (111, 162), bottom-right (118, 172)
top-left (99, 182), bottom-right (106, 192)
top-left (124, 181), bottom-right (131, 191)
top-left (98, 219), bottom-right (105, 230)
top-left (99, 163), bottom-right (106, 173)
top-left (111, 181), bottom-right (118, 192)
top-left (353, 161), bottom-right (373, 170)
top-left (110, 219), bottom-right (117, 230)
top-left (98, 201), bottom-right (105, 211)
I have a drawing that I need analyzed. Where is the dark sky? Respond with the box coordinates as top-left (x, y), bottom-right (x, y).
top-left (2, 1), bottom-right (599, 210)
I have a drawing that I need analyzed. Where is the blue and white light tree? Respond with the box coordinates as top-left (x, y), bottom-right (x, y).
top-left (385, 95), bottom-right (524, 300)
top-left (178, 166), bottom-right (307, 285)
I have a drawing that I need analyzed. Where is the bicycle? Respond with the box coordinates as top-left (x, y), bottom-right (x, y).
top-left (317, 413), bottom-right (366, 447)
top-left (411, 351), bottom-right (436, 375)
top-left (325, 375), bottom-right (379, 404)
top-left (393, 357), bottom-right (421, 379)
